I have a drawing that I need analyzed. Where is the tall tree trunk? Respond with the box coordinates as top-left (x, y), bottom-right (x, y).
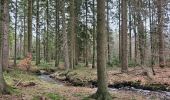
top-left (27, 0), bottom-right (32, 53)
top-left (0, 0), bottom-right (8, 94)
top-left (121, 0), bottom-right (128, 72)
top-left (55, 0), bottom-right (59, 67)
top-left (128, 0), bottom-right (132, 61)
top-left (149, 0), bottom-right (155, 75)
top-left (137, 0), bottom-right (145, 65)
top-left (157, 0), bottom-right (165, 68)
top-left (107, 0), bottom-right (111, 65)
top-left (85, 0), bottom-right (88, 67)
top-left (62, 0), bottom-right (70, 70)
top-left (92, 0), bottom-right (111, 99)
top-left (23, 0), bottom-right (27, 57)
top-left (36, 0), bottom-right (40, 65)
top-left (92, 0), bottom-right (96, 68)
top-left (46, 0), bottom-right (49, 62)
top-left (133, 11), bottom-right (138, 64)
top-left (14, 0), bottom-right (17, 67)
top-left (119, 0), bottom-right (121, 62)
top-left (70, 0), bottom-right (76, 69)
top-left (2, 0), bottom-right (9, 69)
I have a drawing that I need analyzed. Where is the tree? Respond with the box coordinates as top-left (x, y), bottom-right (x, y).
top-left (70, 0), bottom-right (76, 69)
top-left (14, 0), bottom-right (18, 67)
top-left (46, 0), bottom-right (49, 62)
top-left (91, 0), bottom-right (111, 99)
top-left (128, 0), bottom-right (132, 61)
top-left (27, 0), bottom-right (32, 53)
top-left (61, 0), bottom-right (70, 70)
top-left (85, 0), bottom-right (88, 67)
top-left (55, 0), bottom-right (59, 67)
top-left (36, 0), bottom-right (40, 65)
top-left (106, 0), bottom-right (111, 65)
top-left (136, 0), bottom-right (145, 65)
top-left (92, 0), bottom-right (96, 68)
top-left (120, 0), bottom-right (128, 72)
top-left (23, 0), bottom-right (28, 57)
top-left (2, 0), bottom-right (9, 69)
top-left (157, 0), bottom-right (165, 68)
top-left (0, 0), bottom-right (8, 94)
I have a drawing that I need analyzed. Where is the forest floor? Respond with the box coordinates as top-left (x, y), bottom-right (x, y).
top-left (0, 69), bottom-right (150, 100)
top-left (51, 64), bottom-right (170, 88)
top-left (0, 61), bottom-right (170, 100)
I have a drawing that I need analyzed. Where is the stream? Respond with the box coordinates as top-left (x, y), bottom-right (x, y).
top-left (38, 74), bottom-right (170, 100)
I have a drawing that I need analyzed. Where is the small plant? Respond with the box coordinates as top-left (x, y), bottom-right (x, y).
top-left (18, 53), bottom-right (32, 71)
top-left (46, 93), bottom-right (65, 100)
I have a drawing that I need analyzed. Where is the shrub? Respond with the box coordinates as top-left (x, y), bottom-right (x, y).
top-left (18, 53), bottom-right (32, 71)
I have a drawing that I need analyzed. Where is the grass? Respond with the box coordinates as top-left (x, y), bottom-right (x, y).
top-left (4, 69), bottom-right (37, 85)
top-left (46, 93), bottom-right (65, 100)
top-left (3, 69), bottom-right (65, 100)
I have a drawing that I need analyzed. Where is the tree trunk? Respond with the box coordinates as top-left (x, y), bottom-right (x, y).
top-left (23, 0), bottom-right (27, 57)
top-left (62, 0), bottom-right (70, 70)
top-left (14, 0), bottom-right (17, 67)
top-left (36, 0), bottom-right (40, 65)
top-left (92, 0), bottom-right (111, 99)
top-left (46, 0), bottom-right (49, 62)
top-left (119, 0), bottom-right (121, 62)
top-left (55, 0), bottom-right (59, 67)
top-left (0, 0), bottom-right (8, 94)
top-left (149, 0), bottom-right (155, 75)
top-left (121, 0), bottom-right (128, 72)
top-left (27, 0), bottom-right (32, 53)
top-left (128, 0), bottom-right (132, 61)
top-left (157, 0), bottom-right (165, 68)
top-left (107, 0), bottom-right (111, 65)
top-left (92, 0), bottom-right (96, 68)
top-left (137, 0), bottom-right (145, 65)
top-left (85, 0), bottom-right (88, 67)
top-left (2, 0), bottom-right (9, 69)
top-left (70, 0), bottom-right (76, 69)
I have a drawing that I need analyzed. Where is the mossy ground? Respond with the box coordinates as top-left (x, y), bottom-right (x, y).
top-left (1, 61), bottom-right (169, 100)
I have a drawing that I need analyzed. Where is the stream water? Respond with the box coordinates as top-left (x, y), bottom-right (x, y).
top-left (38, 75), bottom-right (64, 86)
top-left (38, 74), bottom-right (170, 100)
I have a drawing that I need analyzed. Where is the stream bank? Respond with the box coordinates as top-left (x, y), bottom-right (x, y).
top-left (38, 69), bottom-right (170, 100)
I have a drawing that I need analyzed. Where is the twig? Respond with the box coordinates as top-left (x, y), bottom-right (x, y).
top-left (14, 79), bottom-right (22, 87)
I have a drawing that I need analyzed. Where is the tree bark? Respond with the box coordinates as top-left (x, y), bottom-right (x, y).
top-left (46, 0), bottom-right (49, 62)
top-left (121, 0), bottom-right (128, 72)
top-left (157, 0), bottom-right (165, 68)
top-left (0, 0), bottom-right (8, 94)
top-left (62, 0), bottom-right (70, 70)
top-left (27, 0), bottom-right (32, 53)
top-left (107, 0), bottom-right (111, 65)
top-left (70, 0), bottom-right (76, 69)
top-left (23, 0), bottom-right (27, 57)
top-left (36, 0), bottom-right (40, 65)
top-left (91, 0), bottom-right (111, 99)
top-left (128, 0), bottom-right (132, 61)
top-left (14, 0), bottom-right (18, 67)
top-left (55, 0), bottom-right (59, 67)
top-left (2, 0), bottom-right (9, 69)
top-left (92, 0), bottom-right (96, 68)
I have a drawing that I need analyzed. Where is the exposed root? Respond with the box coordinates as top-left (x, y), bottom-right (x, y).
top-left (90, 90), bottom-right (112, 100)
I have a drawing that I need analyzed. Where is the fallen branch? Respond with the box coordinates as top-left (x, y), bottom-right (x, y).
top-left (14, 79), bottom-right (23, 87)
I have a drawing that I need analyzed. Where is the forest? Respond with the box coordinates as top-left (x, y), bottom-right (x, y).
top-left (0, 0), bottom-right (170, 100)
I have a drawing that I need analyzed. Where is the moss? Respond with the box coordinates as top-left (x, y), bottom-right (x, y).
top-left (32, 96), bottom-right (41, 100)
top-left (46, 93), bottom-right (65, 100)
top-left (90, 90), bottom-right (113, 100)
top-left (0, 85), bottom-right (20, 95)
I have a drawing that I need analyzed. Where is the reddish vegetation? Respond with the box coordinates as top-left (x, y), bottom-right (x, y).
top-left (18, 53), bottom-right (32, 71)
